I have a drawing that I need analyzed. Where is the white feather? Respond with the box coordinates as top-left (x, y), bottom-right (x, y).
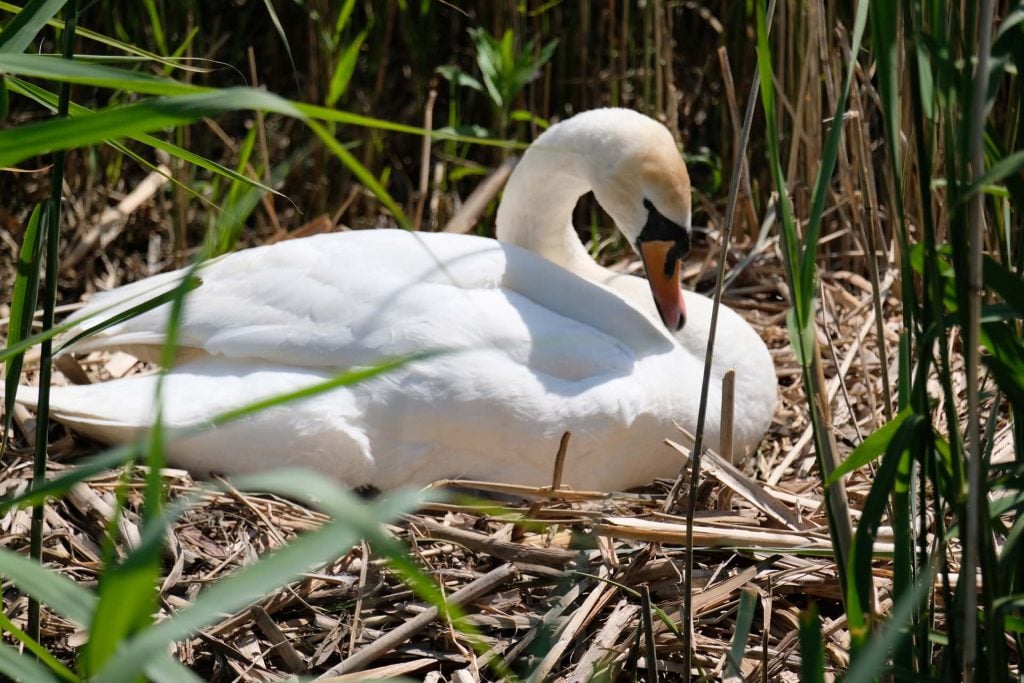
top-left (24, 109), bottom-right (777, 491)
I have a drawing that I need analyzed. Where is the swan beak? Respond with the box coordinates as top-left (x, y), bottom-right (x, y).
top-left (639, 239), bottom-right (686, 331)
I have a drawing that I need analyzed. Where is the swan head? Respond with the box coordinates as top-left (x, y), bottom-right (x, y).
top-left (498, 108), bottom-right (693, 330)
top-left (581, 111), bottom-right (693, 331)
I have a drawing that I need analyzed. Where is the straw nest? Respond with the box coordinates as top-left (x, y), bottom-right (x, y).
top-left (1, 227), bottom-right (992, 681)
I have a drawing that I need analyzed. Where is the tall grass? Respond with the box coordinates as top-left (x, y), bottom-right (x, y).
top-left (0, 2), bottom-right (464, 680)
top-left (2, 0), bottom-right (1024, 679)
top-left (755, 0), bottom-right (1024, 677)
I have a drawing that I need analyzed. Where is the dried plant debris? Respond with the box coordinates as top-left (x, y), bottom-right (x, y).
top-left (0, 245), bottom-right (1010, 681)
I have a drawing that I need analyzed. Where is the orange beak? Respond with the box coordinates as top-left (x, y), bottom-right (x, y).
top-left (639, 239), bottom-right (686, 331)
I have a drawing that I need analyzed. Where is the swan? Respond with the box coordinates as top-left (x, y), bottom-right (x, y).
top-left (17, 108), bottom-right (776, 491)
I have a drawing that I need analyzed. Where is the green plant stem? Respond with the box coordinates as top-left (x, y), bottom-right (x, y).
top-left (27, 0), bottom-right (77, 644)
top-left (664, 3), bottom-right (775, 679)
top-left (964, 0), bottom-right (995, 675)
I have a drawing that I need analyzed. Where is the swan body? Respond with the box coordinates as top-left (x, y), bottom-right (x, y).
top-left (25, 109), bottom-right (776, 491)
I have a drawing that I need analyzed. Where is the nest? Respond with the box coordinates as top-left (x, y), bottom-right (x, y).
top-left (1, 235), bottom-right (978, 681)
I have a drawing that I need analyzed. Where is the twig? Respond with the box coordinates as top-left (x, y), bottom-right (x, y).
top-left (663, 3), bottom-right (777, 678)
top-left (413, 89), bottom-right (437, 230)
top-left (319, 563), bottom-right (517, 677)
top-left (641, 584), bottom-right (659, 683)
top-left (411, 516), bottom-right (576, 566)
top-left (250, 604), bottom-right (306, 674)
top-left (62, 165), bottom-right (171, 273)
top-left (717, 369), bottom-right (736, 509)
top-left (567, 598), bottom-right (638, 683)
top-left (525, 566), bottom-right (613, 682)
top-left (443, 157), bottom-right (518, 233)
top-left (664, 439), bottom-right (811, 531)
top-left (247, 47), bottom-right (283, 237)
top-left (549, 431), bottom-right (571, 492)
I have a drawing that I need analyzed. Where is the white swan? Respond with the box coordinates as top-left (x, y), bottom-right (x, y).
top-left (23, 109), bottom-right (776, 491)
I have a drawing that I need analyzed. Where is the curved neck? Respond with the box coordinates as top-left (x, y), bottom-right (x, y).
top-left (496, 131), bottom-right (602, 279)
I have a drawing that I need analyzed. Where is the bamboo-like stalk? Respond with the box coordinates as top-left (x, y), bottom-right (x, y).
top-left (963, 0), bottom-right (995, 672)
top-left (27, 0), bottom-right (78, 643)
top-left (663, 4), bottom-right (776, 679)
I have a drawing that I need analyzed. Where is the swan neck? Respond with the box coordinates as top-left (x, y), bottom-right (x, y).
top-left (495, 131), bottom-right (596, 274)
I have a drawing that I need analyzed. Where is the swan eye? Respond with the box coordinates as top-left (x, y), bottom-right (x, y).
top-left (639, 198), bottom-right (690, 276)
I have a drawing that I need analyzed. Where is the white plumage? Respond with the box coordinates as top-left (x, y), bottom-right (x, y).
top-left (26, 109), bottom-right (777, 491)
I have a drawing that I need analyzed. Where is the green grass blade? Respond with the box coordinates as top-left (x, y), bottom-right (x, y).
top-left (326, 29), bottom-right (367, 107)
top-left (56, 275), bottom-right (202, 353)
top-left (0, 53), bottom-right (201, 94)
top-left (826, 407), bottom-right (913, 485)
top-left (0, 609), bottom-right (78, 682)
top-left (0, 1), bottom-right (204, 70)
top-left (797, 0), bottom-right (870, 317)
top-left (0, 546), bottom-right (96, 625)
top-left (0, 0), bottom-right (66, 53)
top-left (983, 254), bottom-right (1024, 316)
top-left (726, 588), bottom-right (757, 678)
top-left (846, 557), bottom-right (938, 683)
top-left (847, 414), bottom-right (924, 658)
top-left (143, 656), bottom-right (206, 683)
top-left (259, 0), bottom-right (297, 75)
top-left (95, 481), bottom-right (422, 683)
top-left (0, 640), bottom-right (63, 683)
top-left (0, 445), bottom-right (141, 512)
top-left (6, 76), bottom-right (283, 198)
top-left (307, 117), bottom-right (412, 228)
top-left (0, 87), bottom-right (304, 165)
top-left (2, 204), bottom-right (43, 455)
top-left (1, 351), bottom-right (437, 512)
top-left (964, 149), bottom-right (1024, 203)
top-left (81, 497), bottom-right (193, 675)
top-left (797, 605), bottom-right (825, 683)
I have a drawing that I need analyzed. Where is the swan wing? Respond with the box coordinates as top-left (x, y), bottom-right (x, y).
top-left (61, 230), bottom-right (674, 380)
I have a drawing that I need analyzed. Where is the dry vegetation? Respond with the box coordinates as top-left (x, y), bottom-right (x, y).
top-left (2, 0), bottom-right (1021, 680)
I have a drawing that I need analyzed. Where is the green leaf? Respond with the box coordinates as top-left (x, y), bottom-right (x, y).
top-left (962, 149), bottom-right (1024, 202)
top-left (0, 87), bottom-right (304, 166)
top-left (827, 408), bottom-right (914, 485)
top-left (306, 118), bottom-right (412, 228)
top-left (0, 641), bottom-right (63, 683)
top-left (326, 29), bottom-right (366, 107)
top-left (785, 308), bottom-right (814, 368)
top-left (0, 444), bottom-right (141, 513)
top-left (82, 498), bottom-right (193, 675)
top-left (56, 274), bottom-right (202, 353)
top-left (0, 609), bottom-right (77, 682)
top-left (143, 656), bottom-right (206, 683)
top-left (846, 415), bottom-right (924, 656)
top-left (984, 255), bottom-right (1024, 318)
top-left (436, 64), bottom-right (484, 93)
top-left (845, 558), bottom-right (938, 683)
top-left (726, 588), bottom-right (757, 677)
top-left (95, 480), bottom-right (422, 683)
top-left (334, 0), bottom-right (357, 34)
top-left (0, 546), bottom-right (96, 625)
top-left (2, 351), bottom-right (437, 514)
top-left (7, 76), bottom-right (282, 199)
top-left (0, 53), bottom-right (200, 95)
top-left (798, 0), bottom-right (870, 298)
top-left (0, 73), bottom-right (8, 120)
top-left (869, 0), bottom-right (900, 174)
top-left (3, 205), bottom-right (43, 455)
top-left (0, 0), bottom-right (66, 54)
top-left (260, 0), bottom-right (298, 76)
top-left (0, 0), bottom-right (199, 70)
top-left (798, 605), bottom-right (825, 683)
